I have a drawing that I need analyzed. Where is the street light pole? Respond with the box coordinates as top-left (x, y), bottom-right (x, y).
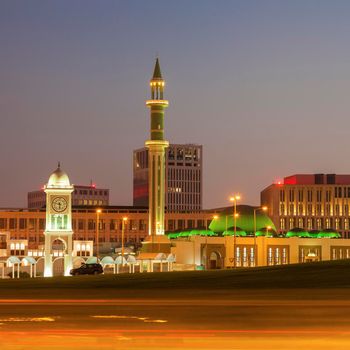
top-left (122, 217), bottom-right (128, 264)
top-left (96, 209), bottom-right (102, 263)
top-left (253, 206), bottom-right (267, 266)
top-left (230, 195), bottom-right (241, 268)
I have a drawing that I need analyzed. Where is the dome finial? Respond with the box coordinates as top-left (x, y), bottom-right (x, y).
top-left (57, 161), bottom-right (61, 169)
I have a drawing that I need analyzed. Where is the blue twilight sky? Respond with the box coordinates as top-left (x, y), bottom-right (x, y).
top-left (1, 0), bottom-right (350, 208)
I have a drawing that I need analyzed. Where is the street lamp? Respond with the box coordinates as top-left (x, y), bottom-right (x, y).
top-left (266, 225), bottom-right (272, 237)
top-left (121, 217), bottom-right (128, 263)
top-left (96, 209), bottom-right (102, 263)
top-left (253, 206), bottom-right (267, 266)
top-left (229, 194), bottom-right (241, 268)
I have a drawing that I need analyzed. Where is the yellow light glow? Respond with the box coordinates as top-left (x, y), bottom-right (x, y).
top-left (96, 209), bottom-right (102, 214)
top-left (267, 225), bottom-right (272, 229)
top-left (262, 206), bottom-right (268, 211)
top-left (213, 215), bottom-right (219, 220)
top-left (123, 217), bottom-right (128, 221)
top-left (235, 213), bottom-right (239, 217)
top-left (146, 99), bottom-right (169, 106)
top-left (229, 194), bottom-right (241, 202)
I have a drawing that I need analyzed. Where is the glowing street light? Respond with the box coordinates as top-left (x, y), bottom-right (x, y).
top-left (96, 209), bottom-right (102, 263)
top-left (266, 225), bottom-right (272, 237)
top-left (229, 194), bottom-right (241, 268)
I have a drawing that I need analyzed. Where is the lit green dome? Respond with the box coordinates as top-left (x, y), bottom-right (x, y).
top-left (209, 205), bottom-right (276, 234)
top-left (286, 228), bottom-right (311, 238)
top-left (166, 229), bottom-right (217, 239)
top-left (286, 228), bottom-right (341, 238)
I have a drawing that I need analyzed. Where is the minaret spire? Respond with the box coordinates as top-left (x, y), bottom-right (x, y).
top-left (152, 58), bottom-right (163, 79)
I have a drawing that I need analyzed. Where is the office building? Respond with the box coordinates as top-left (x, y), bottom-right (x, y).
top-left (28, 183), bottom-right (109, 208)
top-left (133, 143), bottom-right (203, 212)
top-left (261, 173), bottom-right (350, 238)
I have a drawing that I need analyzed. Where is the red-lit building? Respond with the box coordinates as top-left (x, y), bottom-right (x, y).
top-left (261, 174), bottom-right (350, 238)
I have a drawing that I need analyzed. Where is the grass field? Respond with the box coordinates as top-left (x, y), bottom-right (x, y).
top-left (1, 259), bottom-right (350, 299)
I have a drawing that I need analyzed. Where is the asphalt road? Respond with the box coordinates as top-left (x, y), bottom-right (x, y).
top-left (1, 297), bottom-right (350, 349)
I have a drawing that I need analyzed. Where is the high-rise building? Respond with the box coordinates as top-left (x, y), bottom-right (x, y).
top-left (133, 143), bottom-right (203, 212)
top-left (28, 183), bottom-right (109, 208)
top-left (261, 173), bottom-right (350, 238)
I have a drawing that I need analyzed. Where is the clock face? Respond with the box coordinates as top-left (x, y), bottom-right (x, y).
top-left (52, 197), bottom-right (68, 212)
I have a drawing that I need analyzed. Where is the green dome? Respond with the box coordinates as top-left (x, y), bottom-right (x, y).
top-left (209, 205), bottom-right (276, 234)
top-left (166, 229), bottom-right (217, 239)
top-left (255, 227), bottom-right (277, 237)
top-left (223, 229), bottom-right (247, 237)
top-left (286, 228), bottom-right (311, 238)
top-left (317, 229), bottom-right (341, 238)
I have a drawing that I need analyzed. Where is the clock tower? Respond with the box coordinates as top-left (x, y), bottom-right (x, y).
top-left (43, 163), bottom-right (74, 277)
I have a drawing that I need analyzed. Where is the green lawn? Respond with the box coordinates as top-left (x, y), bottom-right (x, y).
top-left (1, 260), bottom-right (350, 299)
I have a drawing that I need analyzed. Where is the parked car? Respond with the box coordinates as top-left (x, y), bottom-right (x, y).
top-left (70, 263), bottom-right (103, 276)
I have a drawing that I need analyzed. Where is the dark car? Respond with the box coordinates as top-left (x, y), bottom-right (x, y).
top-left (70, 263), bottom-right (103, 276)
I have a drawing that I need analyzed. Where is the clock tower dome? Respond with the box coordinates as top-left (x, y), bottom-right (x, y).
top-left (43, 163), bottom-right (74, 277)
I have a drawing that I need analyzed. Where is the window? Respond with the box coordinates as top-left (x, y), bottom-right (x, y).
top-left (9, 219), bottom-right (17, 230)
top-left (316, 190), bottom-right (322, 202)
top-left (88, 220), bottom-right (95, 231)
top-left (0, 218), bottom-right (7, 229)
top-left (298, 190), bottom-right (303, 202)
top-left (289, 218), bottom-right (295, 230)
top-left (139, 219), bottom-right (146, 231)
top-left (28, 219), bottom-right (36, 230)
top-left (39, 219), bottom-right (45, 230)
top-left (289, 189), bottom-right (295, 202)
top-left (168, 219), bottom-right (175, 231)
top-left (280, 218), bottom-right (285, 230)
top-left (78, 220), bottom-right (85, 230)
top-left (279, 190), bottom-right (285, 202)
top-left (187, 220), bottom-right (195, 229)
top-left (307, 219), bottom-right (312, 230)
top-left (279, 204), bottom-right (285, 216)
top-left (177, 220), bottom-right (185, 230)
top-left (307, 190), bottom-right (313, 202)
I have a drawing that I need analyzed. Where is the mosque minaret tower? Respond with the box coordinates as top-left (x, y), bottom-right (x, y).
top-left (143, 58), bottom-right (171, 252)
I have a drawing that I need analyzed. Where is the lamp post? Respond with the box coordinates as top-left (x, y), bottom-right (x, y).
top-left (229, 195), bottom-right (241, 268)
top-left (204, 215), bottom-right (218, 270)
top-left (121, 217), bottom-right (128, 263)
top-left (253, 206), bottom-right (267, 266)
top-left (96, 209), bottom-right (102, 263)
top-left (266, 225), bottom-right (271, 237)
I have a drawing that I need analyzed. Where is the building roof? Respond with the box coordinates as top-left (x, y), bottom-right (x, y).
top-left (47, 163), bottom-right (71, 188)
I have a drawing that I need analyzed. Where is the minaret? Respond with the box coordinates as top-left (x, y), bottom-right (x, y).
top-left (143, 58), bottom-right (170, 252)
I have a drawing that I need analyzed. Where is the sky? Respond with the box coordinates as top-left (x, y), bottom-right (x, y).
top-left (1, 0), bottom-right (350, 208)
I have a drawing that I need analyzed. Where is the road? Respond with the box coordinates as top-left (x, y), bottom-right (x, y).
top-left (0, 297), bottom-right (350, 349)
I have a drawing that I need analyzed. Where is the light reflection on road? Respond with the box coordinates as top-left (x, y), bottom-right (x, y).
top-left (0, 298), bottom-right (350, 349)
top-left (91, 315), bottom-right (168, 323)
